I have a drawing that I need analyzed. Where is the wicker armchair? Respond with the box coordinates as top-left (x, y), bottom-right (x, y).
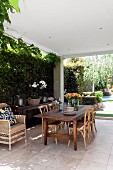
top-left (0, 115), bottom-right (26, 151)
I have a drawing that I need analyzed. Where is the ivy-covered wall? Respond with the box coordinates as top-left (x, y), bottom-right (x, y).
top-left (0, 51), bottom-right (54, 104)
top-left (64, 58), bottom-right (84, 94)
top-left (0, 35), bottom-right (60, 105)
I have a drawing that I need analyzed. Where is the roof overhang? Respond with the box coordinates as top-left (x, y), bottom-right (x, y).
top-left (4, 0), bottom-right (113, 57)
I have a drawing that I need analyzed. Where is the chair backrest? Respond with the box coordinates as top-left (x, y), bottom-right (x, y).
top-left (38, 105), bottom-right (48, 114)
top-left (47, 102), bottom-right (57, 111)
top-left (84, 108), bottom-right (92, 127)
top-left (90, 107), bottom-right (96, 121)
top-left (94, 104), bottom-right (98, 110)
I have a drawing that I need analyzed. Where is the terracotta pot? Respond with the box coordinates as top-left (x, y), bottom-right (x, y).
top-left (27, 98), bottom-right (40, 106)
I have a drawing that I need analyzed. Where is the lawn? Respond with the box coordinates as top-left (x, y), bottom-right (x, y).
top-left (96, 111), bottom-right (113, 117)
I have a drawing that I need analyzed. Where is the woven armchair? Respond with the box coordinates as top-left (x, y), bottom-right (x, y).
top-left (0, 115), bottom-right (26, 151)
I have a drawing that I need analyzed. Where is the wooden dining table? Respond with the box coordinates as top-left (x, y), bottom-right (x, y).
top-left (35, 105), bottom-right (93, 151)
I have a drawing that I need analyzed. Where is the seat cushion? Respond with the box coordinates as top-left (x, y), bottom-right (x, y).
top-left (11, 123), bottom-right (25, 134)
top-left (0, 103), bottom-right (8, 108)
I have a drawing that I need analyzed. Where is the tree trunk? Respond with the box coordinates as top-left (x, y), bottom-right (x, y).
top-left (92, 82), bottom-right (95, 92)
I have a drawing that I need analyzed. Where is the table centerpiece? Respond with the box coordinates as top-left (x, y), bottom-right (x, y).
top-left (65, 92), bottom-right (82, 110)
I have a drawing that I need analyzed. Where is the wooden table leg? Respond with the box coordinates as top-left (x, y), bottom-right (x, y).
top-left (43, 118), bottom-right (48, 145)
top-left (73, 120), bottom-right (77, 150)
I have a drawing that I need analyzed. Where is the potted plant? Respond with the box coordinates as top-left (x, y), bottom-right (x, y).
top-left (27, 93), bottom-right (41, 106)
top-left (27, 81), bottom-right (47, 106)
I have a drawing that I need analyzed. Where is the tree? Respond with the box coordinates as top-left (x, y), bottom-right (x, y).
top-left (84, 54), bottom-right (113, 91)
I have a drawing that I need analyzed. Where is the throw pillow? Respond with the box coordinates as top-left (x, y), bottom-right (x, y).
top-left (0, 105), bottom-right (17, 126)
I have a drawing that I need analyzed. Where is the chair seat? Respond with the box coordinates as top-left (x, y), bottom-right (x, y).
top-left (0, 115), bottom-right (26, 150)
top-left (69, 121), bottom-right (84, 129)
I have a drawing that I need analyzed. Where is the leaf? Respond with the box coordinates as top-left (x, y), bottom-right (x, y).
top-left (9, 0), bottom-right (20, 12)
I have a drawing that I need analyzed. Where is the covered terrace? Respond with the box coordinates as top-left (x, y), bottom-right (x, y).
top-left (1, 1), bottom-right (113, 170)
top-left (4, 0), bottom-right (113, 102)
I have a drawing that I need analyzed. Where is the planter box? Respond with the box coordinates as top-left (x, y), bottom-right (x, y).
top-left (27, 98), bottom-right (40, 106)
top-left (82, 96), bottom-right (97, 105)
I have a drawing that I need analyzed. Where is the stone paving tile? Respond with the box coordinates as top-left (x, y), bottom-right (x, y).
top-left (81, 151), bottom-right (110, 165)
top-left (106, 165), bottom-right (113, 170)
top-left (87, 143), bottom-right (112, 154)
top-left (0, 118), bottom-right (113, 170)
top-left (76, 160), bottom-right (107, 170)
top-left (107, 153), bottom-right (113, 166)
top-left (110, 145), bottom-right (113, 154)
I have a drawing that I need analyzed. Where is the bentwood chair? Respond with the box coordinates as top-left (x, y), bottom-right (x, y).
top-left (68, 109), bottom-right (91, 149)
top-left (47, 102), bottom-right (63, 144)
top-left (47, 102), bottom-right (57, 110)
top-left (38, 104), bottom-right (62, 144)
top-left (38, 105), bottom-right (48, 141)
top-left (90, 105), bottom-right (97, 137)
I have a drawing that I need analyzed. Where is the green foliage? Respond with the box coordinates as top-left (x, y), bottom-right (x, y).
top-left (0, 0), bottom-right (19, 36)
top-left (84, 55), bottom-right (113, 89)
top-left (0, 50), bottom-right (54, 104)
top-left (64, 58), bottom-right (84, 93)
top-left (64, 67), bottom-right (78, 92)
top-left (95, 91), bottom-right (103, 102)
top-left (82, 91), bottom-right (103, 103)
top-left (0, 1), bottom-right (61, 104)
top-left (9, 0), bottom-right (20, 12)
top-left (0, 35), bottom-right (42, 57)
top-left (44, 53), bottom-right (60, 67)
top-left (0, 34), bottom-right (61, 104)
top-left (0, 0), bottom-right (12, 35)
top-left (111, 88), bottom-right (113, 92)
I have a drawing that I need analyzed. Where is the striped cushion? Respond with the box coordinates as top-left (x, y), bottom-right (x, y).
top-left (0, 105), bottom-right (17, 126)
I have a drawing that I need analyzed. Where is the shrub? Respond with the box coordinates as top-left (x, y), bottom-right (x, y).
top-left (82, 91), bottom-right (103, 103)
top-left (95, 91), bottom-right (103, 102)
top-left (111, 88), bottom-right (113, 92)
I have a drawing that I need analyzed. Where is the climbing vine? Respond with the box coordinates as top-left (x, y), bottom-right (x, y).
top-left (0, 35), bottom-right (61, 104)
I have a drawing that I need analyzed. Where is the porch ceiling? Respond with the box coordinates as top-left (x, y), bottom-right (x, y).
top-left (4, 0), bottom-right (113, 57)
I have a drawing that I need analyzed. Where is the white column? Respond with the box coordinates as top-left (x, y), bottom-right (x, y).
top-left (60, 57), bottom-right (64, 103)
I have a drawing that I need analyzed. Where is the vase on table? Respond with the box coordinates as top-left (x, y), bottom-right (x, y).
top-left (67, 99), bottom-right (74, 112)
top-left (67, 99), bottom-right (72, 107)
top-left (77, 99), bottom-right (80, 106)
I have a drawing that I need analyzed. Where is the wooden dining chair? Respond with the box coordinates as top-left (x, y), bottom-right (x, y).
top-left (38, 103), bottom-right (62, 144)
top-left (47, 103), bottom-right (64, 144)
top-left (47, 102), bottom-right (58, 110)
top-left (38, 105), bottom-right (48, 141)
top-left (68, 109), bottom-right (91, 149)
top-left (90, 105), bottom-right (97, 137)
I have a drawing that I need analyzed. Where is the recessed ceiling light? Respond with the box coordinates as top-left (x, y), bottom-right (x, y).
top-left (49, 37), bottom-right (52, 38)
top-left (99, 27), bottom-right (103, 29)
top-left (68, 49), bottom-right (70, 51)
top-left (107, 44), bottom-right (109, 46)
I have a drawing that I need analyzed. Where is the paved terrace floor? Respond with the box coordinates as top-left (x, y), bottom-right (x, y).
top-left (0, 119), bottom-right (113, 170)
